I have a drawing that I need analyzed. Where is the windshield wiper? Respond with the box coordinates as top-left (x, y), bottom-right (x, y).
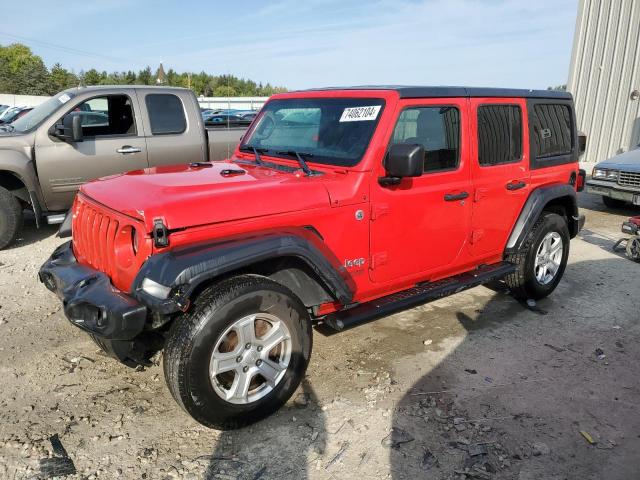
top-left (238, 144), bottom-right (267, 165)
top-left (0, 124), bottom-right (14, 132)
top-left (276, 150), bottom-right (313, 176)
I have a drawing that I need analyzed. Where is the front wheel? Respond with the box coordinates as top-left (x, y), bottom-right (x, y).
top-left (0, 186), bottom-right (23, 250)
top-left (163, 275), bottom-right (312, 429)
top-left (505, 212), bottom-right (570, 300)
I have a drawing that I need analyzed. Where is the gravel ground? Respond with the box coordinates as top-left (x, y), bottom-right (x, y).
top-left (1, 192), bottom-right (639, 480)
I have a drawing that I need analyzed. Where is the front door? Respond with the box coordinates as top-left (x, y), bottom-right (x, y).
top-left (35, 93), bottom-right (149, 211)
top-left (369, 98), bottom-right (472, 283)
top-left (469, 98), bottom-right (530, 257)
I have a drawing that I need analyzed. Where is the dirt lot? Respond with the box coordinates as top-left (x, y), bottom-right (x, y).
top-left (1, 191), bottom-right (639, 480)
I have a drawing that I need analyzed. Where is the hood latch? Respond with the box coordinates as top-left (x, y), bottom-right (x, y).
top-left (153, 219), bottom-right (169, 248)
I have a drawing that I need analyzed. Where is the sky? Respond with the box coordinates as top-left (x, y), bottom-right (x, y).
top-left (1, 0), bottom-right (579, 91)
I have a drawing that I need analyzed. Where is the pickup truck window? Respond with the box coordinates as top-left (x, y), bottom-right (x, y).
top-left (145, 94), bottom-right (187, 135)
top-left (73, 95), bottom-right (136, 137)
top-left (391, 106), bottom-right (460, 173)
top-left (477, 105), bottom-right (522, 166)
top-left (241, 98), bottom-right (385, 167)
top-left (10, 91), bottom-right (77, 133)
top-left (531, 104), bottom-right (572, 158)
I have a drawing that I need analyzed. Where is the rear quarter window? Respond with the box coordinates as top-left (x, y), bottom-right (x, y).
top-left (145, 94), bottom-right (186, 135)
top-left (528, 100), bottom-right (577, 169)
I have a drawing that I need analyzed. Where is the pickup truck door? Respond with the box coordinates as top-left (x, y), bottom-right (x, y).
top-left (469, 98), bottom-right (530, 258)
top-left (135, 89), bottom-right (207, 166)
top-left (369, 98), bottom-right (473, 283)
top-left (34, 91), bottom-right (148, 212)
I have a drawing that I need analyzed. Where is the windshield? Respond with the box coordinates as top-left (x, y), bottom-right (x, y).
top-left (240, 98), bottom-right (385, 167)
top-left (10, 91), bottom-right (76, 133)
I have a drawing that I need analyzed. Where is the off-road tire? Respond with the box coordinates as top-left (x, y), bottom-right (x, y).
top-left (602, 196), bottom-right (626, 209)
top-left (0, 186), bottom-right (23, 250)
top-left (163, 275), bottom-right (312, 430)
top-left (505, 212), bottom-right (570, 300)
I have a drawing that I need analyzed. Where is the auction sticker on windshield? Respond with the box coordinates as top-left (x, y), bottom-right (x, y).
top-left (339, 105), bottom-right (381, 122)
top-left (58, 93), bottom-right (71, 104)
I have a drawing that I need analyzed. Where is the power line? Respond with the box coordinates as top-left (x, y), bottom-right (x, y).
top-left (0, 31), bottom-right (126, 63)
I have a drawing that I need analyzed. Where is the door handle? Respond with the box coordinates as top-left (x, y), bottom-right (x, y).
top-left (506, 180), bottom-right (526, 191)
top-left (116, 146), bottom-right (142, 154)
top-left (444, 191), bottom-right (469, 201)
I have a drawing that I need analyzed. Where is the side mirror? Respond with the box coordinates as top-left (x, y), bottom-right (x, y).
top-left (54, 114), bottom-right (83, 143)
top-left (381, 143), bottom-right (424, 185)
top-left (578, 131), bottom-right (587, 157)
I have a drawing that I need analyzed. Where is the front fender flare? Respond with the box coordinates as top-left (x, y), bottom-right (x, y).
top-left (131, 228), bottom-right (354, 313)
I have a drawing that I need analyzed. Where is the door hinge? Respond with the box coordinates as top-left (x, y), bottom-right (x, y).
top-left (474, 188), bottom-right (488, 202)
top-left (370, 252), bottom-right (388, 269)
top-left (370, 203), bottom-right (389, 221)
top-left (471, 230), bottom-right (483, 244)
top-left (153, 219), bottom-right (169, 248)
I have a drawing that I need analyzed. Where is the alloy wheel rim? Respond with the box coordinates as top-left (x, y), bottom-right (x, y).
top-left (209, 313), bottom-right (292, 405)
top-left (534, 232), bottom-right (563, 285)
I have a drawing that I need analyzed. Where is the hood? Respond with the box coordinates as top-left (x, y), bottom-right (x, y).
top-left (598, 147), bottom-right (640, 172)
top-left (80, 161), bottom-right (332, 232)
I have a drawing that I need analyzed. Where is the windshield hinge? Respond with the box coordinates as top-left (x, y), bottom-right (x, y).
top-left (153, 219), bottom-right (169, 248)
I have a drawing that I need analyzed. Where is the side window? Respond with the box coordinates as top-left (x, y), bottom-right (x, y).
top-left (72, 95), bottom-right (136, 137)
top-left (391, 106), bottom-right (460, 173)
top-left (531, 104), bottom-right (572, 158)
top-left (145, 94), bottom-right (186, 135)
top-left (477, 105), bottom-right (522, 166)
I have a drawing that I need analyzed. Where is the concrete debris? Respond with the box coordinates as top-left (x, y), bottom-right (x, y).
top-left (381, 428), bottom-right (414, 449)
top-left (531, 442), bottom-right (550, 456)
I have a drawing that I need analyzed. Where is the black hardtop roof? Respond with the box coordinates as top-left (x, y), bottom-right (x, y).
top-left (295, 85), bottom-right (572, 100)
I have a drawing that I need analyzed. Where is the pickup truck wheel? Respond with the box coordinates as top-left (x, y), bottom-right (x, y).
top-left (0, 186), bottom-right (23, 250)
top-left (163, 275), bottom-right (312, 430)
top-left (505, 212), bottom-right (569, 300)
top-left (602, 196), bottom-right (627, 209)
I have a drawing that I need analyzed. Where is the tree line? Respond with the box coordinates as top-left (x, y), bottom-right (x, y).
top-left (0, 43), bottom-right (287, 97)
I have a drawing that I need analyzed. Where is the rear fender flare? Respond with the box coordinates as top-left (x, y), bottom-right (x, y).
top-left (131, 228), bottom-right (354, 313)
top-left (506, 184), bottom-right (579, 254)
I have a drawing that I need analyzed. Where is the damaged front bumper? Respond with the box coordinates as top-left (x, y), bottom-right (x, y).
top-left (39, 241), bottom-right (150, 366)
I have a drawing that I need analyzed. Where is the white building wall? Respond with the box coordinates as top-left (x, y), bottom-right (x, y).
top-left (0, 94), bottom-right (50, 108)
top-left (568, 0), bottom-right (640, 164)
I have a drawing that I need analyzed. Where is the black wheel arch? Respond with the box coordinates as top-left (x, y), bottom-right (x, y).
top-left (506, 184), bottom-right (583, 254)
top-left (132, 227), bottom-right (355, 315)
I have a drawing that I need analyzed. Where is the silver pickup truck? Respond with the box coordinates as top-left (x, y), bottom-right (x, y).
top-left (0, 85), bottom-right (248, 249)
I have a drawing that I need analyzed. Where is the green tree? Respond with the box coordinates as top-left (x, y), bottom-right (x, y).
top-left (0, 43), bottom-right (50, 95)
top-left (0, 42), bottom-right (287, 96)
top-left (137, 66), bottom-right (153, 85)
top-left (81, 68), bottom-right (103, 86)
top-left (213, 85), bottom-right (237, 97)
top-left (49, 63), bottom-right (78, 93)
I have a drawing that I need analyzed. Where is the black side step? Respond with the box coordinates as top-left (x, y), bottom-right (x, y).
top-left (322, 262), bottom-right (516, 332)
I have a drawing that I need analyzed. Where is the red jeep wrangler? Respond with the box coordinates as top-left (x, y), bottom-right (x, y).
top-left (40, 87), bottom-right (585, 429)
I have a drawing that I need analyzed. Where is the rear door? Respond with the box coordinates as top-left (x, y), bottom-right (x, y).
top-left (469, 98), bottom-right (530, 257)
top-left (369, 98), bottom-right (472, 283)
top-left (136, 89), bottom-right (207, 166)
top-left (35, 91), bottom-right (149, 211)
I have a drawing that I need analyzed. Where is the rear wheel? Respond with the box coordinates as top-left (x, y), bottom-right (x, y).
top-left (0, 186), bottom-right (22, 250)
top-left (163, 275), bottom-right (312, 429)
top-left (505, 212), bottom-right (570, 300)
top-left (602, 196), bottom-right (627, 209)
